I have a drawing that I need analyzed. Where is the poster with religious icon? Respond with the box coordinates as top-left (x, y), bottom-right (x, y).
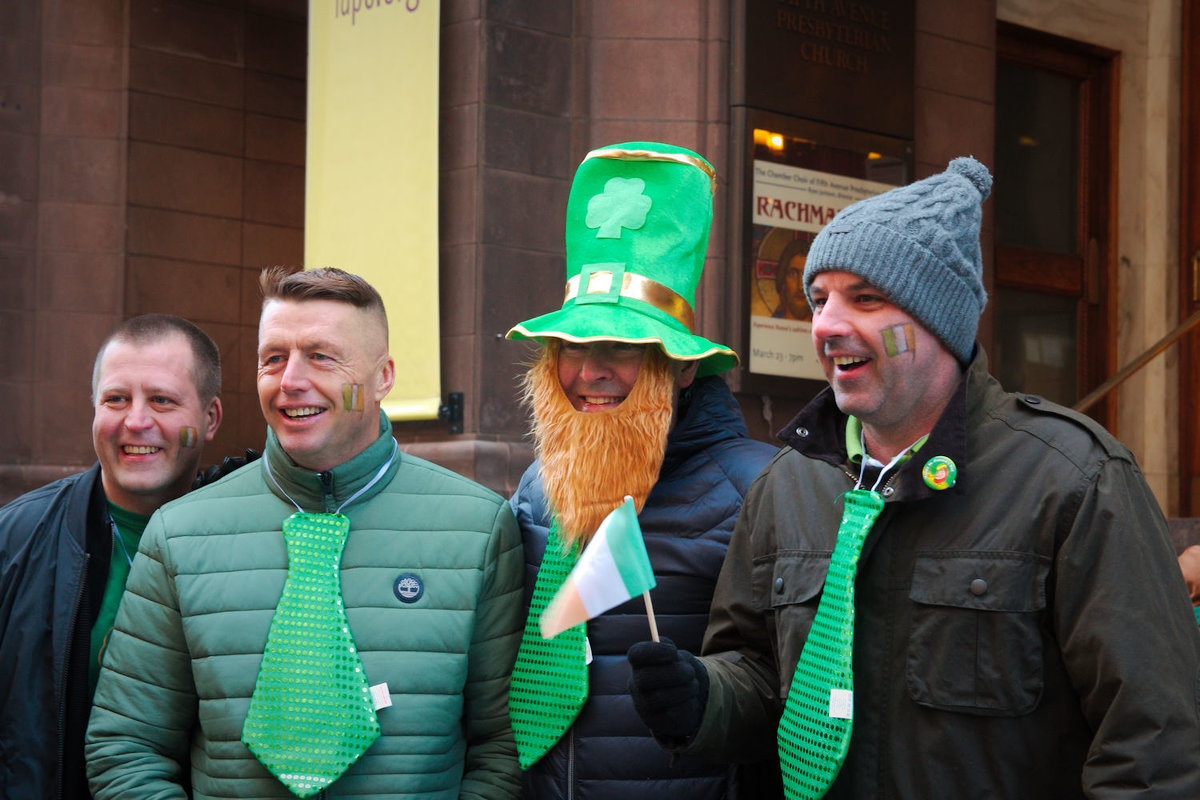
top-left (746, 128), bottom-right (904, 381)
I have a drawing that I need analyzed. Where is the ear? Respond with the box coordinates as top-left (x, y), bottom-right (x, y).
top-left (674, 360), bottom-right (699, 390)
top-left (374, 355), bottom-right (396, 399)
top-left (202, 397), bottom-right (223, 441)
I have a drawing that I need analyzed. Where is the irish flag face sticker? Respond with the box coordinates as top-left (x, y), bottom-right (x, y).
top-left (180, 426), bottom-right (198, 448)
top-left (539, 496), bottom-right (657, 640)
top-left (343, 384), bottom-right (364, 412)
top-left (881, 323), bottom-right (915, 357)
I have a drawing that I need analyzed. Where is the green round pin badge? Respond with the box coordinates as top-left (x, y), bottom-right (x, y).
top-left (922, 456), bottom-right (956, 490)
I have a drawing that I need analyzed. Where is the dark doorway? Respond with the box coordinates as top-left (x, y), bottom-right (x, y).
top-left (992, 23), bottom-right (1117, 428)
top-left (1180, 2), bottom-right (1200, 515)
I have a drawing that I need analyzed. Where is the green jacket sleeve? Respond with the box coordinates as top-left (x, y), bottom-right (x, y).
top-left (459, 500), bottom-right (524, 799)
top-left (85, 510), bottom-right (192, 799)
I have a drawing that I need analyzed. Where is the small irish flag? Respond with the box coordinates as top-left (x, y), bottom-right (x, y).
top-left (540, 496), bottom-right (658, 640)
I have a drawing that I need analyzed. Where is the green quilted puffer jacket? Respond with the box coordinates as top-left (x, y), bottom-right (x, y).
top-left (86, 416), bottom-right (523, 800)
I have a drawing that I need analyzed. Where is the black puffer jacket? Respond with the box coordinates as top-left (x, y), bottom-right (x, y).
top-left (0, 464), bottom-right (110, 800)
top-left (511, 376), bottom-right (780, 800)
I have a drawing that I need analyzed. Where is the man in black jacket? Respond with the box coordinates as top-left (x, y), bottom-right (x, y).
top-left (0, 314), bottom-right (223, 800)
top-left (506, 142), bottom-right (780, 799)
top-left (628, 158), bottom-right (1200, 798)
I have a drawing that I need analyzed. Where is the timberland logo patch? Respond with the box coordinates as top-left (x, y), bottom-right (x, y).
top-left (393, 574), bottom-right (424, 604)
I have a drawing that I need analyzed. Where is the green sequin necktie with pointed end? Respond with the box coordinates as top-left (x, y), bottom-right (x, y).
top-left (778, 488), bottom-right (884, 800)
top-left (242, 512), bottom-right (380, 798)
top-left (509, 520), bottom-right (589, 769)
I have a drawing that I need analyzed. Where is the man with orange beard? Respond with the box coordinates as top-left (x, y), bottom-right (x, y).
top-left (506, 142), bottom-right (779, 799)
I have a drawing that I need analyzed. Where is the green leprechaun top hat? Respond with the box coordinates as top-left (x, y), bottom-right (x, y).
top-left (507, 141), bottom-right (738, 377)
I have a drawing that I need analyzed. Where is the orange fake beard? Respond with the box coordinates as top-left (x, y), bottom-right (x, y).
top-left (522, 342), bottom-right (675, 548)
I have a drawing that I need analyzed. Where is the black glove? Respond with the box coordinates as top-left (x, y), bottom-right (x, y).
top-left (627, 637), bottom-right (708, 743)
top-left (192, 448), bottom-right (262, 490)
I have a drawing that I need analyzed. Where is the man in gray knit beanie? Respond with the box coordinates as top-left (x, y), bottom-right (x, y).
top-left (628, 157), bottom-right (1200, 798)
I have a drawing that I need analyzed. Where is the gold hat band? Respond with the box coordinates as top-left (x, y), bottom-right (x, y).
top-left (565, 270), bottom-right (696, 333)
top-left (582, 148), bottom-right (718, 195)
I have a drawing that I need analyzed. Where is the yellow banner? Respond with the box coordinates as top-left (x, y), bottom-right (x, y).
top-left (306, 0), bottom-right (441, 420)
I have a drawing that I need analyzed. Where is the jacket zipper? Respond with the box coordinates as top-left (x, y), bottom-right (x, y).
top-left (566, 725), bottom-right (576, 800)
top-left (842, 467), bottom-right (900, 497)
top-left (319, 471), bottom-right (335, 513)
top-left (57, 553), bottom-right (90, 797)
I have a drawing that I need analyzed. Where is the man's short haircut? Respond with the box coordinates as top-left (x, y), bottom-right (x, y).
top-left (92, 314), bottom-right (221, 402)
top-left (259, 266), bottom-right (389, 341)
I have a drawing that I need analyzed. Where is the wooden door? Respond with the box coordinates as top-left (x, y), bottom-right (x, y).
top-left (992, 23), bottom-right (1117, 428)
top-left (1181, 0), bottom-right (1200, 515)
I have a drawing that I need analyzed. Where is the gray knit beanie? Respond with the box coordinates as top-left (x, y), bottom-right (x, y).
top-left (803, 156), bottom-right (992, 363)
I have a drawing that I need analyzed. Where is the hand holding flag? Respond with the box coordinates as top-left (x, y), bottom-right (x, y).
top-left (540, 496), bottom-right (658, 640)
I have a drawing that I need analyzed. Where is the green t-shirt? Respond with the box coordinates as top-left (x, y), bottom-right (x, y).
top-left (90, 502), bottom-right (150, 697)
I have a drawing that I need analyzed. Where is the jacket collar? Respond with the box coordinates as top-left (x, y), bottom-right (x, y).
top-left (661, 375), bottom-right (749, 475)
top-left (261, 410), bottom-right (400, 513)
top-left (80, 462), bottom-right (111, 553)
top-left (777, 345), bottom-right (991, 501)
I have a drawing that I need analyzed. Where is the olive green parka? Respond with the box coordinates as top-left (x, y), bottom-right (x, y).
top-left (689, 349), bottom-right (1200, 798)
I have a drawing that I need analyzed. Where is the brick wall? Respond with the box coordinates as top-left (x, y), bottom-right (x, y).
top-left (0, 0), bottom-right (308, 503)
top-left (124, 0), bottom-right (307, 461)
top-left (1, 0), bottom-right (128, 497)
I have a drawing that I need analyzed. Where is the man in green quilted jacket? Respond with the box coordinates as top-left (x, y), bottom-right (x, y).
top-left (86, 267), bottom-right (523, 800)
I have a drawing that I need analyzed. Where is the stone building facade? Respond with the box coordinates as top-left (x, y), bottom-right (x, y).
top-left (1, 0), bottom-right (1192, 518)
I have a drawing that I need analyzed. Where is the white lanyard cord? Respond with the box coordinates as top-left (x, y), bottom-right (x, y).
top-left (108, 517), bottom-right (133, 569)
top-left (262, 439), bottom-right (399, 515)
top-left (335, 440), bottom-right (398, 514)
top-left (854, 428), bottom-right (919, 493)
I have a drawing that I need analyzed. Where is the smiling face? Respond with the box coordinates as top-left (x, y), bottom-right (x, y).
top-left (529, 342), bottom-right (680, 543)
top-left (92, 334), bottom-right (222, 516)
top-left (257, 298), bottom-right (395, 472)
top-left (554, 340), bottom-right (699, 413)
top-left (809, 270), bottom-right (961, 458)
top-left (556, 341), bottom-right (650, 412)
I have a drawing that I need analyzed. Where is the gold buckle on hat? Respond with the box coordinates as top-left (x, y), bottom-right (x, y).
top-left (582, 148), bottom-right (717, 195)
top-left (565, 270), bottom-right (696, 332)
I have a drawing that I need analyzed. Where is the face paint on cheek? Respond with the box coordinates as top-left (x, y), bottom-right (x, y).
top-left (180, 427), bottom-right (198, 448)
top-left (881, 323), bottom-right (916, 358)
top-left (343, 384), bottom-right (364, 412)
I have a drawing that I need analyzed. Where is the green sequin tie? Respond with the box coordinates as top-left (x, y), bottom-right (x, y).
top-left (242, 512), bottom-right (380, 798)
top-left (778, 489), bottom-right (883, 800)
top-left (509, 520), bottom-right (588, 769)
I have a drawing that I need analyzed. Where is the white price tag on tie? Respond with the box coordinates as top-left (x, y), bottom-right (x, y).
top-left (370, 682), bottom-right (392, 711)
top-left (829, 689), bottom-right (853, 720)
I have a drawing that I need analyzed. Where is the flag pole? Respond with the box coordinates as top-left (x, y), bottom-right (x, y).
top-left (642, 591), bottom-right (660, 642)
